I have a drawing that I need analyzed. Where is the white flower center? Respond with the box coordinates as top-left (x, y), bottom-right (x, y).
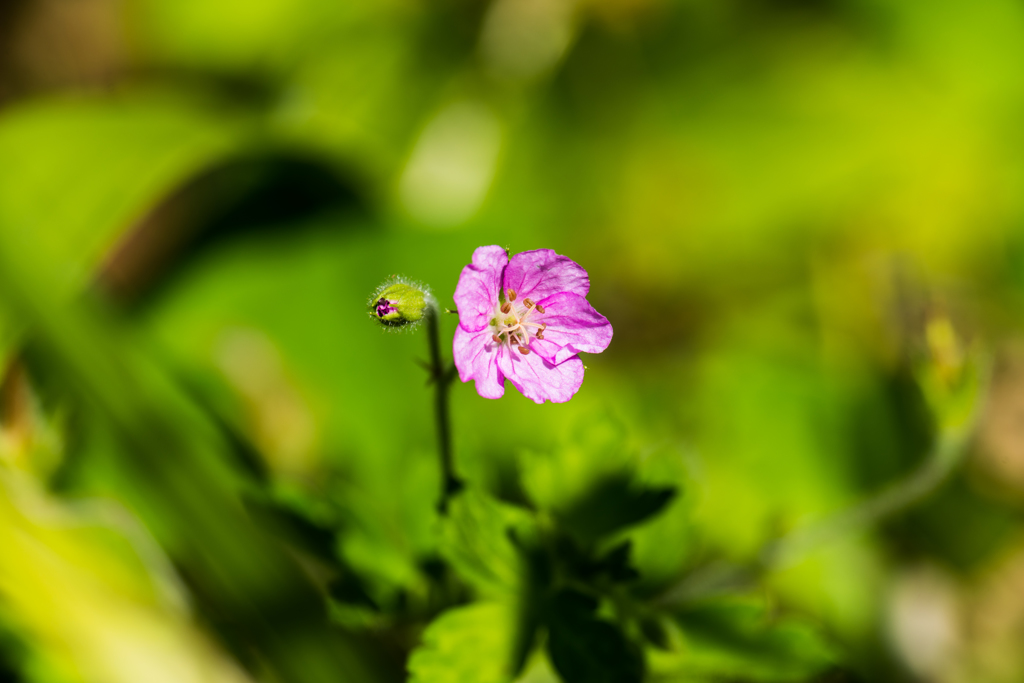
top-left (489, 290), bottom-right (546, 356)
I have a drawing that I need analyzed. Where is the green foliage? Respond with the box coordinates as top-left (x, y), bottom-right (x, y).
top-left (0, 93), bottom-right (247, 283)
top-left (552, 475), bottom-right (676, 546)
top-left (439, 489), bottom-right (535, 599)
top-left (414, 428), bottom-right (695, 682)
top-left (545, 590), bottom-right (644, 683)
top-left (408, 602), bottom-right (519, 683)
top-left (1, 0), bottom-right (1021, 681)
top-left (520, 418), bottom-right (679, 546)
top-left (659, 597), bottom-right (837, 682)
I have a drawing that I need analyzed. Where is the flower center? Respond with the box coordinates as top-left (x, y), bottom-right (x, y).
top-left (376, 298), bottom-right (398, 318)
top-left (489, 289), bottom-right (546, 355)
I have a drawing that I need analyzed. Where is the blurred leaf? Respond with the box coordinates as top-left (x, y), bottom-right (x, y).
top-left (552, 538), bottom-right (640, 587)
top-left (508, 535), bottom-right (553, 679)
top-left (638, 616), bottom-right (671, 652)
top-left (438, 489), bottom-right (534, 598)
top-left (337, 447), bottom-right (441, 609)
top-left (556, 474), bottom-right (676, 545)
top-left (624, 446), bottom-right (695, 593)
top-left (689, 338), bottom-right (856, 558)
top-left (437, 490), bottom-right (551, 677)
top-left (0, 472), bottom-right (253, 683)
top-left (326, 573), bottom-right (383, 632)
top-left (545, 589), bottom-right (644, 683)
top-left (408, 602), bottom-right (518, 683)
top-left (0, 224), bottom-right (387, 682)
top-left (667, 596), bottom-right (836, 682)
top-left (132, 0), bottom-right (402, 75)
top-left (595, 541), bottom-right (641, 584)
top-left (0, 92), bottom-right (249, 292)
top-left (519, 417), bottom-right (678, 545)
top-left (519, 417), bottom-right (633, 513)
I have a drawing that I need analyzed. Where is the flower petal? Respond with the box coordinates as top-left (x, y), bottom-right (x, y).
top-left (498, 350), bottom-right (584, 404)
top-left (502, 249), bottom-right (589, 302)
top-left (453, 325), bottom-right (505, 399)
top-left (454, 245), bottom-right (508, 332)
top-left (529, 292), bottom-right (613, 365)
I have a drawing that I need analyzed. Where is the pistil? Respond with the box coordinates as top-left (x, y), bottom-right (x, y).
top-left (491, 294), bottom-right (547, 355)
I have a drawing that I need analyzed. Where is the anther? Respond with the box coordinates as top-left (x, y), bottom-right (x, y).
top-left (535, 304), bottom-right (545, 314)
top-left (501, 302), bottom-right (512, 314)
top-left (523, 298), bottom-right (534, 308)
top-left (508, 289), bottom-right (517, 301)
top-left (518, 345), bottom-right (530, 355)
top-left (536, 332), bottom-right (544, 340)
top-left (492, 334), bottom-right (501, 343)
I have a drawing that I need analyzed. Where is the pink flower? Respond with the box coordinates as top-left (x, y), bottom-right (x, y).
top-left (453, 246), bottom-right (613, 404)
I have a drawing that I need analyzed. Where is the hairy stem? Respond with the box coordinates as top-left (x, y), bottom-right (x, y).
top-left (425, 302), bottom-right (462, 512)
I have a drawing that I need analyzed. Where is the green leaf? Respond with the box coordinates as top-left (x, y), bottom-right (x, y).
top-left (519, 417), bottom-right (678, 545)
top-left (408, 602), bottom-right (519, 683)
top-left (437, 490), bottom-right (550, 677)
top-left (545, 590), bottom-right (645, 683)
top-left (438, 489), bottom-right (533, 598)
top-left (0, 92), bottom-right (248, 292)
top-left (519, 416), bottom-right (634, 515)
top-left (595, 541), bottom-right (641, 583)
top-left (667, 596), bottom-right (836, 682)
top-left (552, 538), bottom-right (640, 587)
top-left (556, 475), bottom-right (676, 545)
top-left (623, 445), bottom-right (695, 592)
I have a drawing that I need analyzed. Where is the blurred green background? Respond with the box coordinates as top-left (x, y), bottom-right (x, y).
top-left (2, 0), bottom-right (1024, 681)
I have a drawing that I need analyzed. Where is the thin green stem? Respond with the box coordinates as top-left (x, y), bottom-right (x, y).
top-left (655, 360), bottom-right (990, 608)
top-left (425, 302), bottom-right (462, 512)
top-left (762, 424), bottom-right (971, 569)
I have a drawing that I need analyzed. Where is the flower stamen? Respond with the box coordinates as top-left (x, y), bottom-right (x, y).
top-left (490, 295), bottom-right (552, 358)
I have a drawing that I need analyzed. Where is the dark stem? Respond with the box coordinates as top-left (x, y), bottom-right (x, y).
top-left (426, 302), bottom-right (462, 512)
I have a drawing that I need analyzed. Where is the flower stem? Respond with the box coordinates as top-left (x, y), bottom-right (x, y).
top-left (425, 302), bottom-right (462, 512)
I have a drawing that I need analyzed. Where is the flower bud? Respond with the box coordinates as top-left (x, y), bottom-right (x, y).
top-left (917, 310), bottom-right (981, 431)
top-left (369, 278), bottom-right (433, 328)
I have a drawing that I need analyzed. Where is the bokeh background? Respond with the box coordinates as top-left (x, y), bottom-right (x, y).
top-left (2, 1), bottom-right (1024, 681)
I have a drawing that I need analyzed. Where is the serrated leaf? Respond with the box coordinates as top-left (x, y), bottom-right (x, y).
top-left (437, 491), bottom-right (551, 677)
top-left (408, 602), bottom-right (518, 683)
top-left (545, 590), bottom-right (644, 683)
top-left (554, 539), bottom-right (640, 586)
top-left (438, 489), bottom-right (533, 597)
top-left (519, 417), bottom-right (679, 546)
top-left (556, 474), bottom-right (676, 545)
top-left (624, 445), bottom-right (695, 592)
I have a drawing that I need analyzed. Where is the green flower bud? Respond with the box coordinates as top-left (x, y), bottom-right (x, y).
top-left (369, 278), bottom-right (433, 328)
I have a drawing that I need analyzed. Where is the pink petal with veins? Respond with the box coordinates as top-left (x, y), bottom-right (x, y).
top-left (454, 245), bottom-right (508, 332)
top-left (502, 249), bottom-right (589, 302)
top-left (529, 292), bottom-right (613, 365)
top-left (452, 246), bottom-right (609, 404)
top-left (498, 351), bottom-right (585, 404)
top-left (453, 325), bottom-right (506, 399)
